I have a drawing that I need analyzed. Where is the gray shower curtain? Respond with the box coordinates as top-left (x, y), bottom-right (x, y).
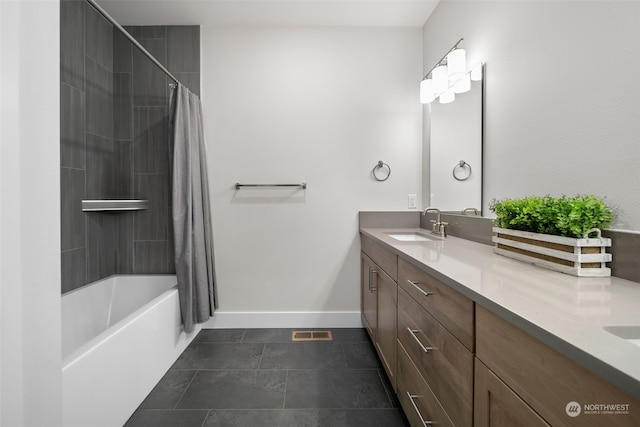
top-left (169, 84), bottom-right (217, 333)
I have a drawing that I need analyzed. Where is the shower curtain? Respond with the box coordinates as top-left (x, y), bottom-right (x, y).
top-left (169, 84), bottom-right (217, 333)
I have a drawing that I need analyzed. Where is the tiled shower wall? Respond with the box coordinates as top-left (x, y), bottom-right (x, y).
top-left (60, 0), bottom-right (200, 293)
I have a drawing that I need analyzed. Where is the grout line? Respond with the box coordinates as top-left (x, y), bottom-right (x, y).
top-left (172, 369), bottom-right (199, 410)
top-left (200, 409), bottom-right (211, 427)
top-left (282, 369), bottom-right (289, 410)
top-left (257, 342), bottom-right (267, 369)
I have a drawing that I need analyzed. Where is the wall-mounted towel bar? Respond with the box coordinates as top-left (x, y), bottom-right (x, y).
top-left (82, 200), bottom-right (149, 212)
top-left (235, 183), bottom-right (307, 190)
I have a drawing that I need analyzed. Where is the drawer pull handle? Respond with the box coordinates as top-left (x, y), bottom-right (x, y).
top-left (407, 328), bottom-right (434, 353)
top-left (368, 267), bottom-right (378, 292)
top-left (407, 280), bottom-right (433, 297)
top-left (406, 392), bottom-right (434, 426)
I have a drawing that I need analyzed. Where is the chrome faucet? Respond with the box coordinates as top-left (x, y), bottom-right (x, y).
top-left (423, 207), bottom-right (447, 237)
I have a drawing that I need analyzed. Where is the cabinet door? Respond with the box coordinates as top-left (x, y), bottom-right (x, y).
top-left (361, 253), bottom-right (377, 339)
top-left (475, 358), bottom-right (551, 427)
top-left (375, 268), bottom-right (397, 389)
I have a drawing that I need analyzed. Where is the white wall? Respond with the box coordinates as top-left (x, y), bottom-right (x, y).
top-left (0, 0), bottom-right (62, 425)
top-left (423, 1), bottom-right (640, 230)
top-left (201, 26), bottom-right (422, 325)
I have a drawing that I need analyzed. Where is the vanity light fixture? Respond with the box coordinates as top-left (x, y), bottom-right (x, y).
top-left (446, 48), bottom-right (466, 81)
top-left (432, 65), bottom-right (449, 95)
top-left (440, 89), bottom-right (455, 104)
top-left (420, 38), bottom-right (481, 104)
top-left (420, 79), bottom-right (436, 103)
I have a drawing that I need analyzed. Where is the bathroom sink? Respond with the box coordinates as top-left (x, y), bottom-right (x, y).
top-left (603, 326), bottom-right (640, 348)
top-left (386, 232), bottom-right (435, 242)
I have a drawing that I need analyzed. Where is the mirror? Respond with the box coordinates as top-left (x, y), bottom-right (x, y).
top-left (428, 73), bottom-right (483, 214)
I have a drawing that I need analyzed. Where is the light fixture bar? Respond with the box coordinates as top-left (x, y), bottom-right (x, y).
top-left (421, 38), bottom-right (464, 81)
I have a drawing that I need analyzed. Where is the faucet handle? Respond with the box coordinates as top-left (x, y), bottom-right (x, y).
top-left (439, 222), bottom-right (448, 237)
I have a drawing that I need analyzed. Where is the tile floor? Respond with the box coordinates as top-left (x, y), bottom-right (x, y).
top-left (125, 328), bottom-right (410, 427)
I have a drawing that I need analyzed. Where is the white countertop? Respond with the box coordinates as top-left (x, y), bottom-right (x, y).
top-left (360, 227), bottom-right (640, 400)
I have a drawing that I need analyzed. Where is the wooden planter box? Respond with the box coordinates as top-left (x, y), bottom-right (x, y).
top-left (492, 227), bottom-right (612, 277)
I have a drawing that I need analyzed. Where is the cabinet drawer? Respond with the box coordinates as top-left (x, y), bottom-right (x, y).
top-left (398, 287), bottom-right (473, 427)
top-left (477, 305), bottom-right (640, 427)
top-left (361, 234), bottom-right (397, 281)
top-left (397, 341), bottom-right (454, 427)
top-left (398, 257), bottom-right (474, 350)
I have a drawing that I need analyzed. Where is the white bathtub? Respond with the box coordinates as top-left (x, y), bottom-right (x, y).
top-left (62, 275), bottom-right (200, 427)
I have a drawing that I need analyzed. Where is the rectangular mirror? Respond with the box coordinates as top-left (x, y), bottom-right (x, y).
top-left (428, 72), bottom-right (483, 214)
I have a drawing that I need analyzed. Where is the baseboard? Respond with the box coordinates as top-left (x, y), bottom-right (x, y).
top-left (200, 311), bottom-right (363, 329)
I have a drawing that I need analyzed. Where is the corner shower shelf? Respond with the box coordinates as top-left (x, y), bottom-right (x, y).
top-left (82, 199), bottom-right (149, 212)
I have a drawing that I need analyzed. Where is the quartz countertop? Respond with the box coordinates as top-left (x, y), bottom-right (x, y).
top-left (360, 227), bottom-right (640, 400)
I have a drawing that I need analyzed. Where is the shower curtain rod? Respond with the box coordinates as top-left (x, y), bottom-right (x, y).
top-left (86, 0), bottom-right (182, 86)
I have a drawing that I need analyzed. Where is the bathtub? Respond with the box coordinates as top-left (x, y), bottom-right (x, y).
top-left (62, 275), bottom-right (200, 427)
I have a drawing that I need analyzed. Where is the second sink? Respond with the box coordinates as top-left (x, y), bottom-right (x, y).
top-left (603, 325), bottom-right (640, 348)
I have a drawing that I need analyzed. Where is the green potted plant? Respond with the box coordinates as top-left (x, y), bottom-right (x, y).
top-left (489, 195), bottom-right (614, 277)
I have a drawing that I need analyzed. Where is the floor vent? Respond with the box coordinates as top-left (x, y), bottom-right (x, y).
top-left (291, 331), bottom-right (333, 342)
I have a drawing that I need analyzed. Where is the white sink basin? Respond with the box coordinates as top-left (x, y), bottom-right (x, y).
top-left (386, 232), bottom-right (434, 242)
top-left (603, 326), bottom-right (640, 348)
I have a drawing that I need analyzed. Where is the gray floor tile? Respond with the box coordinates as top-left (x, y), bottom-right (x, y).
top-left (343, 342), bottom-right (382, 369)
top-left (195, 329), bottom-right (246, 343)
top-left (330, 328), bottom-right (371, 342)
top-left (177, 370), bottom-right (287, 409)
top-left (280, 409), bottom-right (408, 427)
top-left (242, 328), bottom-right (295, 343)
top-left (285, 369), bottom-right (393, 409)
top-left (124, 409), bottom-right (208, 427)
top-left (204, 409), bottom-right (282, 426)
top-left (260, 342), bottom-right (347, 369)
top-left (139, 369), bottom-right (196, 409)
top-left (172, 342), bottom-right (264, 369)
top-left (204, 408), bottom-right (408, 427)
top-left (129, 329), bottom-right (409, 425)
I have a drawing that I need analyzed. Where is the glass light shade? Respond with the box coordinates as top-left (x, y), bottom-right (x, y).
top-left (470, 63), bottom-right (483, 81)
top-left (420, 79), bottom-right (436, 104)
top-left (432, 65), bottom-right (448, 94)
top-left (447, 48), bottom-right (466, 80)
top-left (453, 73), bottom-right (471, 94)
top-left (439, 89), bottom-right (455, 104)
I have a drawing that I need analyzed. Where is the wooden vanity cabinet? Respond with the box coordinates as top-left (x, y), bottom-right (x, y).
top-left (360, 234), bottom-right (397, 389)
top-left (476, 305), bottom-right (640, 427)
top-left (396, 257), bottom-right (474, 427)
top-left (361, 234), bottom-right (639, 427)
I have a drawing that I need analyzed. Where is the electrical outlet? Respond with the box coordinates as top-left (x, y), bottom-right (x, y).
top-left (408, 194), bottom-right (417, 209)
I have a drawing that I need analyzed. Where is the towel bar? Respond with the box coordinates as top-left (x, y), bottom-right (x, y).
top-left (235, 183), bottom-right (307, 190)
